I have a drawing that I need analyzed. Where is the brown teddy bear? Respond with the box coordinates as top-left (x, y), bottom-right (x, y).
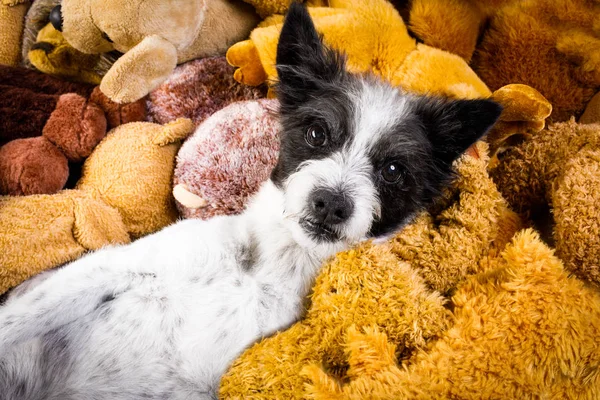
top-left (0, 118), bottom-right (195, 295)
top-left (21, 0), bottom-right (120, 84)
top-left (0, 65), bottom-right (146, 196)
top-left (409, 0), bottom-right (600, 122)
top-left (48, 0), bottom-right (260, 103)
top-left (489, 97), bottom-right (600, 286)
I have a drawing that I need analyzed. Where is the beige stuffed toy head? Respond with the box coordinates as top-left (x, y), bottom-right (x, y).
top-left (53, 0), bottom-right (205, 54)
top-left (49, 0), bottom-right (258, 103)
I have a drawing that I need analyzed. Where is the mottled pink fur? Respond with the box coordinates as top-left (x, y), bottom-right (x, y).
top-left (147, 57), bottom-right (267, 127)
top-left (174, 99), bottom-right (280, 219)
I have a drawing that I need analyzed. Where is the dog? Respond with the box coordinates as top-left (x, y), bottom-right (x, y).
top-left (0, 3), bottom-right (502, 399)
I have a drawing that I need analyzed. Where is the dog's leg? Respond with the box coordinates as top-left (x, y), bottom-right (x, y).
top-left (0, 251), bottom-right (138, 350)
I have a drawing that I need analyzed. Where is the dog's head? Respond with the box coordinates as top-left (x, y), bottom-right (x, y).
top-left (272, 3), bottom-right (502, 248)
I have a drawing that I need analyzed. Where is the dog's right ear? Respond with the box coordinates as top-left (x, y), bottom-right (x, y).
top-left (275, 2), bottom-right (345, 107)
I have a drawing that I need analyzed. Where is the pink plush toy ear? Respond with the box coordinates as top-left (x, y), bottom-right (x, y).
top-left (173, 99), bottom-right (280, 220)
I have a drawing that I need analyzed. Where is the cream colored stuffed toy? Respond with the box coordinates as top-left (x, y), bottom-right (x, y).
top-left (49, 0), bottom-right (259, 103)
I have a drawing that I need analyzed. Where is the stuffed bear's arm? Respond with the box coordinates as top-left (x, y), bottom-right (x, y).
top-left (100, 35), bottom-right (178, 104)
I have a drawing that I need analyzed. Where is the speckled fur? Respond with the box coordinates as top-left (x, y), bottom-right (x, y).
top-left (174, 99), bottom-right (280, 219)
top-left (147, 56), bottom-right (267, 128)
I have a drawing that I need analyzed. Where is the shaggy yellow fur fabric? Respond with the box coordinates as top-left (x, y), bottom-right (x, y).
top-left (409, 0), bottom-right (600, 122)
top-left (490, 118), bottom-right (600, 287)
top-left (303, 230), bottom-right (600, 399)
top-left (220, 142), bottom-right (526, 398)
top-left (0, 0), bottom-right (29, 66)
top-left (0, 119), bottom-right (193, 295)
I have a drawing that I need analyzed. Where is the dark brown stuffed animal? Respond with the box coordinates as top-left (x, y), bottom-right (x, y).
top-left (0, 65), bottom-right (146, 196)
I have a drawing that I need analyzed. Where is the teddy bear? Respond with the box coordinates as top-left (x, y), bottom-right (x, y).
top-left (489, 97), bottom-right (600, 286)
top-left (20, 0), bottom-right (120, 84)
top-left (47, 0), bottom-right (260, 103)
top-left (0, 0), bottom-right (30, 66)
top-left (0, 65), bottom-right (146, 196)
top-left (147, 56), bottom-right (268, 128)
top-left (218, 139), bottom-right (527, 398)
top-left (225, 0), bottom-right (552, 158)
top-left (408, 0), bottom-right (600, 122)
top-left (173, 99), bottom-right (279, 219)
top-left (0, 118), bottom-right (194, 295)
top-left (301, 230), bottom-right (600, 399)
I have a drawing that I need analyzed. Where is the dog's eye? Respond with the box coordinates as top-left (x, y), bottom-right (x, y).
top-left (381, 162), bottom-right (404, 183)
top-left (101, 32), bottom-right (114, 43)
top-left (305, 125), bottom-right (327, 147)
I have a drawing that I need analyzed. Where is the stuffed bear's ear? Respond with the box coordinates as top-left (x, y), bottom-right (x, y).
top-left (413, 97), bottom-right (503, 164)
top-left (275, 2), bottom-right (346, 106)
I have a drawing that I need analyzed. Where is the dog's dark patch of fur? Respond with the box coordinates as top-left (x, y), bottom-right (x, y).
top-left (272, 2), bottom-right (502, 238)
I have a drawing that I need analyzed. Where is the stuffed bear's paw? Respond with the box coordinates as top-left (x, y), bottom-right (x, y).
top-left (99, 75), bottom-right (153, 105)
top-left (226, 40), bottom-right (268, 86)
top-left (43, 94), bottom-right (107, 162)
top-left (0, 137), bottom-right (69, 196)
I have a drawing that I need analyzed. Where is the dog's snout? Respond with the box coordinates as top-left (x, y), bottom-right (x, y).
top-left (310, 188), bottom-right (354, 225)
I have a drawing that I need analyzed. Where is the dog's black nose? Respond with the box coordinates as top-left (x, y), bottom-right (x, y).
top-left (49, 5), bottom-right (63, 32)
top-left (310, 188), bottom-right (354, 225)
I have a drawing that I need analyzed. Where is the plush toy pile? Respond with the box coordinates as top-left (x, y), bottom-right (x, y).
top-left (1, 0), bottom-right (599, 398)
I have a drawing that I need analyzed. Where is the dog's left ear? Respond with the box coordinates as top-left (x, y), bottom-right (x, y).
top-left (414, 97), bottom-right (503, 163)
top-left (275, 2), bottom-right (345, 106)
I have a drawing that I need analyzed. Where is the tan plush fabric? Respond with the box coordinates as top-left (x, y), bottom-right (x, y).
top-left (59, 0), bottom-right (259, 103)
top-left (0, 119), bottom-right (194, 295)
top-left (0, 1), bottom-right (29, 66)
top-left (0, 191), bottom-right (129, 294)
top-left (77, 119), bottom-right (194, 239)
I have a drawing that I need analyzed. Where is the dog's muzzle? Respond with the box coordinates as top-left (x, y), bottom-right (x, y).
top-left (301, 188), bottom-right (354, 242)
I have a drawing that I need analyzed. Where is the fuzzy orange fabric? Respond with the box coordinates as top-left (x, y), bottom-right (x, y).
top-left (471, 0), bottom-right (600, 122)
top-left (302, 231), bottom-right (600, 399)
top-left (490, 118), bottom-right (600, 286)
top-left (408, 0), bottom-right (600, 122)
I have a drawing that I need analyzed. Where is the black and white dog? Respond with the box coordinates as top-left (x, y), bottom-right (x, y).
top-left (0, 3), bottom-right (501, 399)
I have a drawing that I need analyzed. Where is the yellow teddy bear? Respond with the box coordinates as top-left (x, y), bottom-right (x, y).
top-left (303, 230), bottom-right (600, 399)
